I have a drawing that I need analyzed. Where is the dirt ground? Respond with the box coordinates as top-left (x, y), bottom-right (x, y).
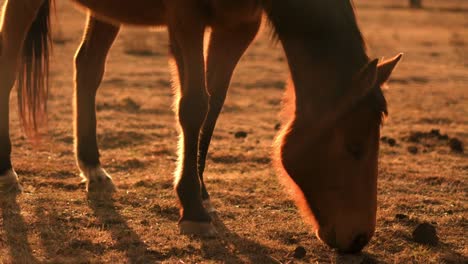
top-left (0, 0), bottom-right (466, 263)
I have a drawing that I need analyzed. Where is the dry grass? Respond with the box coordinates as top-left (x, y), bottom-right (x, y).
top-left (0, 0), bottom-right (467, 263)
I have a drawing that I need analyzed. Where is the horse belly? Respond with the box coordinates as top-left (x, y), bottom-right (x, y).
top-left (72, 0), bottom-right (166, 26)
top-left (208, 0), bottom-right (262, 27)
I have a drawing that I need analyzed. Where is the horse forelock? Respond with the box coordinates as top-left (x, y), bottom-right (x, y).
top-left (372, 87), bottom-right (389, 125)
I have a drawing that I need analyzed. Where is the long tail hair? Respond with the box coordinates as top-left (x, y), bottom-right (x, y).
top-left (17, 0), bottom-right (53, 138)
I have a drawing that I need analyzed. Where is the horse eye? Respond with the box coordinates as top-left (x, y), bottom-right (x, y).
top-left (346, 144), bottom-right (364, 160)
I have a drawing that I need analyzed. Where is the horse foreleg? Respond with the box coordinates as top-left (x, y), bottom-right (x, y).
top-left (198, 19), bottom-right (261, 213)
top-left (74, 14), bottom-right (119, 193)
top-left (168, 14), bottom-right (215, 236)
top-left (0, 0), bottom-right (45, 193)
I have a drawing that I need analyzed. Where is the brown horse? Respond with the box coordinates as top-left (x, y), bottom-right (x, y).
top-left (0, 0), bottom-right (401, 253)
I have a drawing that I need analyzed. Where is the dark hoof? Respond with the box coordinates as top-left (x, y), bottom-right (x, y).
top-left (0, 170), bottom-right (23, 194)
top-left (179, 221), bottom-right (217, 237)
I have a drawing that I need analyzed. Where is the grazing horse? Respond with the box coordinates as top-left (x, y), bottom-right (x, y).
top-left (0, 0), bottom-right (401, 253)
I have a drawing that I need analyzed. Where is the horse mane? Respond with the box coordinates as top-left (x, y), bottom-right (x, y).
top-left (265, 0), bottom-right (367, 60)
top-left (264, 0), bottom-right (388, 123)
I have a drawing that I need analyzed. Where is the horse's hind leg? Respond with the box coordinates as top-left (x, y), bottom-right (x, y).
top-left (198, 19), bottom-right (261, 212)
top-left (168, 11), bottom-right (215, 236)
top-left (74, 14), bottom-right (119, 193)
top-left (0, 0), bottom-right (45, 192)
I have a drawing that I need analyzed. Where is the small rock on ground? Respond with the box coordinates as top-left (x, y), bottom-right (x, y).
top-left (234, 131), bottom-right (248, 138)
top-left (449, 138), bottom-right (464, 153)
top-left (408, 146), bottom-right (419, 154)
top-left (293, 246), bottom-right (306, 259)
top-left (381, 136), bottom-right (397, 146)
top-left (412, 223), bottom-right (439, 246)
top-left (395, 213), bottom-right (409, 220)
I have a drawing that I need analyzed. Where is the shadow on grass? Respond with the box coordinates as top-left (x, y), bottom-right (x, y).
top-left (0, 192), bottom-right (39, 264)
top-left (335, 252), bottom-right (379, 264)
top-left (34, 198), bottom-right (94, 263)
top-left (392, 228), bottom-right (468, 263)
top-left (87, 193), bottom-right (167, 263)
top-left (198, 213), bottom-right (286, 264)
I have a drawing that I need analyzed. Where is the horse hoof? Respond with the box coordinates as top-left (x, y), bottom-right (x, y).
top-left (179, 221), bottom-right (217, 237)
top-left (0, 169), bottom-right (23, 193)
top-left (80, 167), bottom-right (116, 193)
top-left (202, 199), bottom-right (216, 213)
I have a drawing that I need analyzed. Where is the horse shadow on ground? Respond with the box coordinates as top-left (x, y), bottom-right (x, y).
top-left (200, 213), bottom-right (384, 263)
top-left (0, 192), bottom-right (40, 264)
top-left (202, 213), bottom-right (389, 264)
top-left (334, 253), bottom-right (379, 264)
top-left (196, 213), bottom-right (287, 263)
top-left (33, 197), bottom-right (93, 263)
top-left (87, 193), bottom-right (167, 263)
top-left (155, 205), bottom-right (384, 263)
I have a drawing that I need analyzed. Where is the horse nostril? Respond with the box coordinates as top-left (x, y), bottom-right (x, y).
top-left (347, 233), bottom-right (369, 254)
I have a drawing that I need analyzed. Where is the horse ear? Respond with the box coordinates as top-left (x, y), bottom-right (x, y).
top-left (377, 53), bottom-right (403, 85)
top-left (354, 58), bottom-right (379, 95)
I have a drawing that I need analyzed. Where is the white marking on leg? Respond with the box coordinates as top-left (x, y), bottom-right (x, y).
top-left (79, 166), bottom-right (116, 192)
top-left (202, 199), bottom-right (216, 213)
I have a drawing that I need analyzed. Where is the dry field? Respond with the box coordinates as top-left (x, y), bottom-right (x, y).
top-left (0, 0), bottom-right (467, 263)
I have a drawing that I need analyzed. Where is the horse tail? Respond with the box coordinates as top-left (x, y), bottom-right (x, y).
top-left (17, 0), bottom-right (53, 138)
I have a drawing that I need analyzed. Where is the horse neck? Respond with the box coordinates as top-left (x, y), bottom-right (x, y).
top-left (283, 41), bottom-right (368, 122)
top-left (266, 0), bottom-right (369, 124)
